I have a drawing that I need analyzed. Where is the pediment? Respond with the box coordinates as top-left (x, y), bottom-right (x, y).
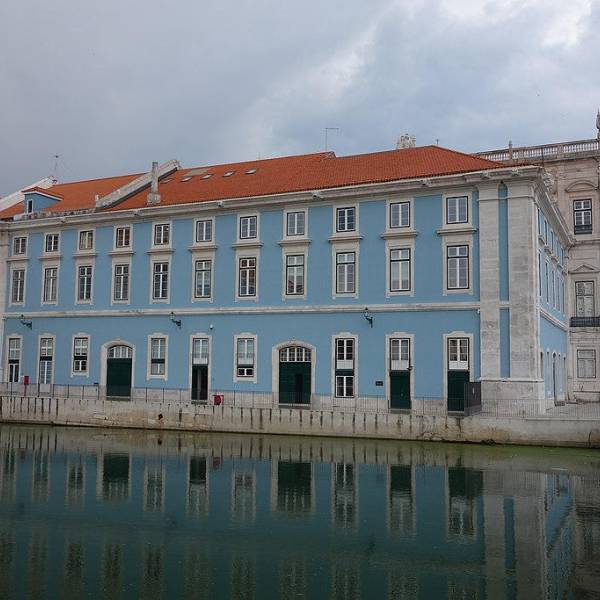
top-left (570, 263), bottom-right (600, 274)
top-left (565, 179), bottom-right (597, 193)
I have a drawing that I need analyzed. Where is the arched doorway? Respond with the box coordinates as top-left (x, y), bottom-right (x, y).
top-left (106, 345), bottom-right (133, 399)
top-left (278, 345), bottom-right (312, 405)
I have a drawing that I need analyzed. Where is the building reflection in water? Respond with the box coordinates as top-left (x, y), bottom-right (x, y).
top-left (332, 463), bottom-right (357, 529)
top-left (0, 425), bottom-right (598, 598)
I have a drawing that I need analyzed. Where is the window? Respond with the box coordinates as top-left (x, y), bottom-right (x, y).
top-left (153, 223), bottom-right (170, 246)
top-left (448, 338), bottom-right (469, 370)
top-left (575, 281), bottom-right (595, 317)
top-left (115, 226), bottom-right (131, 248)
top-left (77, 266), bottom-right (93, 301)
top-left (447, 245), bottom-right (469, 289)
top-left (286, 255), bottom-right (305, 295)
top-left (45, 233), bottom-right (59, 253)
top-left (195, 219), bottom-right (213, 243)
top-left (11, 269), bottom-right (25, 304)
top-left (390, 248), bottom-right (411, 292)
top-left (577, 350), bottom-right (596, 379)
top-left (192, 338), bottom-right (209, 365)
top-left (538, 252), bottom-right (542, 297)
top-left (573, 199), bottom-right (592, 234)
top-left (38, 338), bottom-right (54, 384)
top-left (43, 267), bottom-right (58, 303)
top-left (446, 196), bottom-right (468, 224)
top-left (238, 257), bottom-right (256, 297)
top-left (390, 202), bottom-right (410, 228)
top-left (194, 259), bottom-right (212, 299)
top-left (26, 199), bottom-right (33, 213)
top-left (78, 230), bottom-right (94, 251)
top-left (13, 236), bottom-right (27, 255)
top-left (73, 337), bottom-right (89, 374)
top-left (545, 261), bottom-right (550, 303)
top-left (152, 262), bottom-right (169, 300)
top-left (150, 338), bottom-right (167, 376)
top-left (336, 252), bottom-right (356, 294)
top-left (113, 264), bottom-right (130, 302)
top-left (336, 207), bottom-right (355, 232)
top-left (390, 338), bottom-right (410, 370)
top-left (7, 338), bottom-right (21, 383)
top-left (335, 338), bottom-right (355, 398)
top-left (239, 216), bottom-right (257, 240)
top-left (236, 338), bottom-right (255, 378)
top-left (286, 212), bottom-right (305, 236)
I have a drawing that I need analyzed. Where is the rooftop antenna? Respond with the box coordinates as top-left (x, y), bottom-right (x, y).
top-left (53, 154), bottom-right (60, 182)
top-left (325, 128), bottom-right (340, 151)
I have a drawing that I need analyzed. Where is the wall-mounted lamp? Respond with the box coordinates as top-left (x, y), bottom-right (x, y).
top-left (363, 307), bottom-right (373, 328)
top-left (169, 311), bottom-right (182, 328)
top-left (19, 314), bottom-right (32, 329)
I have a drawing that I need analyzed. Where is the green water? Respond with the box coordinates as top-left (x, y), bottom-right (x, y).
top-left (0, 425), bottom-right (599, 599)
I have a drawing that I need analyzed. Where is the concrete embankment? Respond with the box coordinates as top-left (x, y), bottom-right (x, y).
top-left (1, 395), bottom-right (599, 448)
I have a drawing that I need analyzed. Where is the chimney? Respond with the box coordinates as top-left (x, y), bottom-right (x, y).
top-left (147, 161), bottom-right (161, 205)
top-left (396, 134), bottom-right (416, 149)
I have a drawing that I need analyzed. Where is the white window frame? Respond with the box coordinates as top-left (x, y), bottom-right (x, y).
top-left (445, 195), bottom-right (469, 225)
top-left (194, 258), bottom-right (213, 300)
top-left (150, 259), bottom-right (170, 303)
top-left (447, 337), bottom-right (470, 371)
top-left (577, 349), bottom-right (596, 379)
top-left (44, 232), bottom-right (60, 254)
top-left (76, 263), bottom-right (94, 304)
top-left (6, 336), bottom-right (22, 384)
top-left (284, 209), bottom-right (307, 238)
top-left (114, 225), bottom-right (132, 250)
top-left (389, 201), bottom-right (411, 229)
top-left (385, 333), bottom-right (415, 407)
top-left (441, 236), bottom-right (473, 295)
top-left (10, 266), bottom-right (26, 306)
top-left (239, 215), bottom-right (258, 241)
top-left (188, 334), bottom-right (212, 397)
top-left (575, 280), bottom-right (595, 317)
top-left (153, 222), bottom-right (171, 247)
top-left (37, 335), bottom-right (55, 385)
top-left (234, 334), bottom-right (257, 383)
top-left (331, 334), bottom-right (358, 399)
top-left (147, 335), bottom-right (168, 380)
top-left (573, 198), bottom-right (592, 233)
top-left (194, 217), bottom-right (214, 244)
top-left (112, 261), bottom-right (131, 304)
top-left (78, 229), bottom-right (95, 252)
top-left (443, 332), bottom-right (474, 401)
top-left (71, 335), bottom-right (90, 377)
top-left (388, 247), bottom-right (412, 294)
top-left (236, 254), bottom-right (259, 301)
top-left (41, 264), bottom-right (59, 305)
top-left (12, 235), bottom-right (28, 256)
top-left (284, 253), bottom-right (306, 297)
top-left (335, 206), bottom-right (357, 233)
top-left (446, 245), bottom-right (469, 290)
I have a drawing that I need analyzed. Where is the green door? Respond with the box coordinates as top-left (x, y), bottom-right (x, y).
top-left (447, 370), bottom-right (469, 412)
top-left (279, 362), bottom-right (311, 405)
top-left (192, 365), bottom-right (208, 402)
top-left (390, 371), bottom-right (411, 409)
top-left (106, 358), bottom-right (132, 398)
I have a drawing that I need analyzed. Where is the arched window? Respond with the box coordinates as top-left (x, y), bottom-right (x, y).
top-left (108, 345), bottom-right (132, 359)
top-left (279, 346), bottom-right (311, 363)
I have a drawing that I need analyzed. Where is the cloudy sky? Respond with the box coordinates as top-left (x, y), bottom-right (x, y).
top-left (1, 0), bottom-right (599, 195)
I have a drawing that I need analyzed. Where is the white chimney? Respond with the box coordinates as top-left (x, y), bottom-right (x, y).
top-left (396, 134), bottom-right (416, 149)
top-left (147, 161), bottom-right (161, 205)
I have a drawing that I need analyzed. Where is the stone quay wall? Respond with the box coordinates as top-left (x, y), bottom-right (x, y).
top-left (1, 393), bottom-right (600, 448)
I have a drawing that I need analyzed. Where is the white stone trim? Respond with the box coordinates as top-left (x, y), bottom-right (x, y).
top-left (331, 332), bottom-right (358, 399)
top-left (233, 333), bottom-right (257, 383)
top-left (40, 261), bottom-right (60, 306)
top-left (188, 333), bottom-right (212, 399)
top-left (331, 240), bottom-right (360, 299)
top-left (282, 206), bottom-right (309, 240)
top-left (331, 201), bottom-right (359, 237)
top-left (149, 255), bottom-right (172, 304)
top-left (271, 340), bottom-right (316, 399)
top-left (441, 234), bottom-right (474, 296)
top-left (70, 333), bottom-right (91, 378)
top-left (384, 333), bottom-right (415, 408)
top-left (4, 334), bottom-right (23, 383)
top-left (441, 190), bottom-right (473, 229)
top-left (73, 258), bottom-right (95, 305)
top-left (76, 227), bottom-right (96, 253)
top-left (442, 331), bottom-right (474, 401)
top-left (151, 220), bottom-right (173, 249)
top-left (235, 249), bottom-right (260, 302)
top-left (147, 333), bottom-right (168, 381)
top-left (36, 332), bottom-right (56, 385)
top-left (42, 231), bottom-right (61, 255)
top-left (385, 239), bottom-right (414, 297)
top-left (281, 245), bottom-right (308, 300)
top-left (190, 249), bottom-right (215, 303)
top-left (8, 263), bottom-right (27, 307)
top-left (113, 223), bottom-right (133, 251)
top-left (192, 216), bottom-right (215, 247)
top-left (110, 256), bottom-right (132, 306)
top-left (237, 212), bottom-right (260, 243)
top-left (385, 196), bottom-right (413, 231)
top-left (10, 233), bottom-right (29, 259)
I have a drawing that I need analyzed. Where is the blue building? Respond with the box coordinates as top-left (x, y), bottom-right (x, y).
top-left (0, 146), bottom-right (571, 412)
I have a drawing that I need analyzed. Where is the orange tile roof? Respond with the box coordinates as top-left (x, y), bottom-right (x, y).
top-left (0, 147), bottom-right (503, 220)
top-left (21, 186), bottom-right (63, 198)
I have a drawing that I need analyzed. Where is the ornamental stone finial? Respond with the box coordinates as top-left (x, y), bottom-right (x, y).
top-left (596, 109), bottom-right (600, 139)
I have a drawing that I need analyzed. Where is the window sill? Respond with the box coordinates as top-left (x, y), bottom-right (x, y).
top-left (6, 255), bottom-right (29, 262)
top-left (73, 251), bottom-right (97, 259)
top-left (39, 253), bottom-right (62, 260)
top-left (232, 241), bottom-right (263, 249)
top-left (436, 226), bottom-right (476, 236)
top-left (147, 247), bottom-right (174, 255)
top-left (108, 249), bottom-right (134, 256)
top-left (380, 229), bottom-right (418, 240)
top-left (278, 237), bottom-right (311, 246)
top-left (328, 233), bottom-right (363, 243)
top-left (188, 243), bottom-right (218, 252)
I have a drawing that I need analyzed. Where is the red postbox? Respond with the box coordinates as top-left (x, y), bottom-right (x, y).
top-left (213, 394), bottom-right (223, 406)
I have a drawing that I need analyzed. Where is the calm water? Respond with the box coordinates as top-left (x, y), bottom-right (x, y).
top-left (0, 426), bottom-right (599, 599)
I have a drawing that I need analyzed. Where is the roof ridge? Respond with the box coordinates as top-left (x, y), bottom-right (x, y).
top-left (180, 151), bottom-right (335, 172)
top-left (51, 172), bottom-right (144, 188)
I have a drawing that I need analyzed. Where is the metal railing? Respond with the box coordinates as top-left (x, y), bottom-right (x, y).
top-left (476, 138), bottom-right (600, 162)
top-left (570, 316), bottom-right (600, 328)
top-left (0, 383), bottom-right (598, 419)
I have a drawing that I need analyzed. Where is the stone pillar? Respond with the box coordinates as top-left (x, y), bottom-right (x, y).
top-left (0, 224), bottom-right (8, 381)
top-left (506, 180), bottom-right (539, 380)
top-left (478, 183), bottom-right (501, 379)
